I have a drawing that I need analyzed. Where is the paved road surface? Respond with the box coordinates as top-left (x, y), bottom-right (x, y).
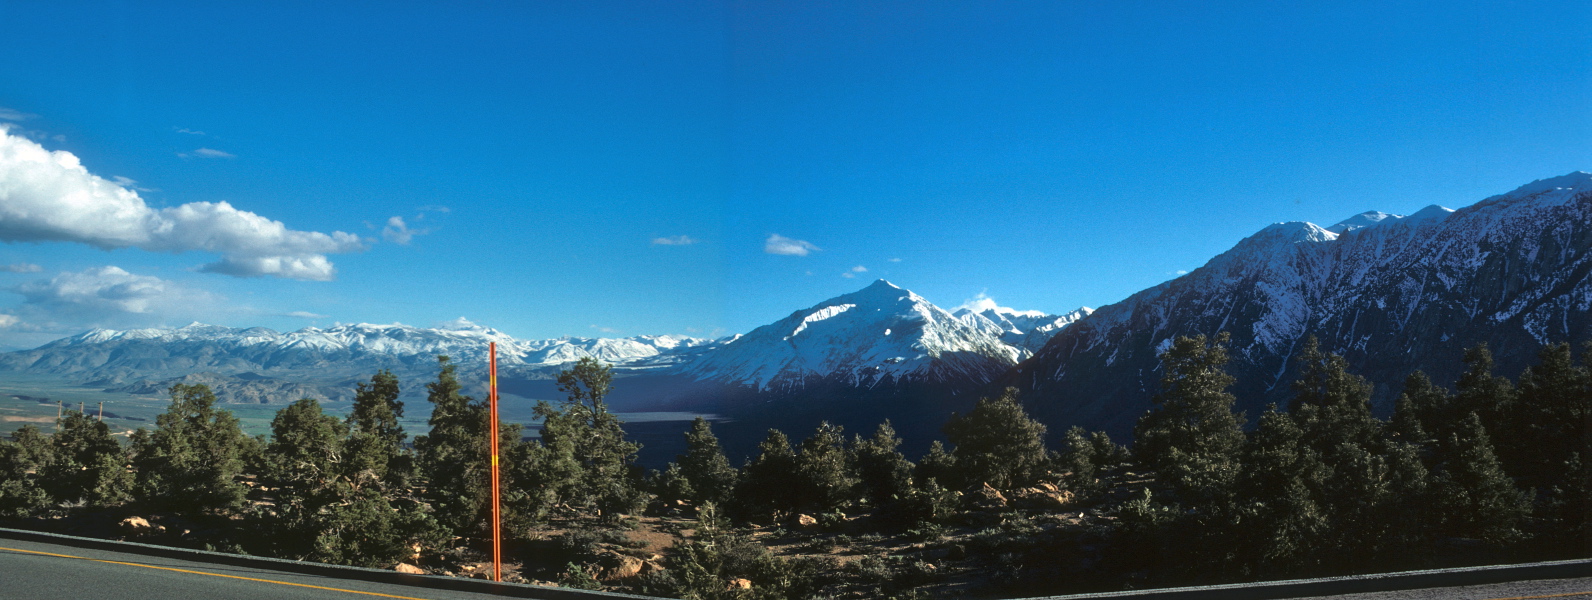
top-left (1292, 577), bottom-right (1592, 599)
top-left (0, 536), bottom-right (643, 600)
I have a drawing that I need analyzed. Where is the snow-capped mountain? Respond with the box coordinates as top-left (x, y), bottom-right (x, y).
top-left (0, 319), bottom-right (722, 400)
top-left (1012, 171), bottom-right (1592, 438)
top-left (677, 280), bottom-right (1085, 393)
top-left (954, 306), bottom-right (1094, 357)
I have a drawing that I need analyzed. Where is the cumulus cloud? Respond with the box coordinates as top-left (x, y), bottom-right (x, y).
top-left (0, 314), bottom-right (18, 328)
top-left (109, 175), bottom-right (154, 192)
top-left (652, 235), bottom-right (696, 246)
top-left (764, 234), bottom-right (819, 256)
top-left (381, 216), bottom-right (429, 245)
top-left (13, 266), bottom-right (221, 318)
top-left (1, 263), bottom-right (42, 273)
top-left (851, 265), bottom-right (867, 272)
top-left (0, 130), bottom-right (364, 280)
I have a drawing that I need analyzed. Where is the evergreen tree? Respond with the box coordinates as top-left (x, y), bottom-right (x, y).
top-left (942, 386), bottom-right (1049, 491)
top-left (1432, 413), bottom-right (1530, 546)
top-left (793, 421), bottom-right (855, 513)
top-left (1506, 342), bottom-right (1589, 492)
top-left (345, 370), bottom-right (411, 492)
top-left (0, 425), bottom-right (52, 517)
top-left (913, 440), bottom-right (957, 490)
top-left (42, 410), bottom-right (132, 509)
top-left (736, 429), bottom-right (798, 520)
top-left (1056, 426), bottom-right (1125, 494)
top-left (1133, 333), bottom-right (1245, 504)
top-left (260, 397), bottom-right (351, 559)
top-left (536, 357), bottom-right (641, 517)
top-left (1230, 407), bottom-right (1329, 577)
top-left (1452, 343), bottom-right (1516, 431)
top-left (415, 356), bottom-right (519, 536)
top-left (132, 383), bottom-right (250, 515)
top-left (677, 417), bottom-right (738, 506)
top-left (1389, 371), bottom-right (1448, 448)
top-left (1289, 337), bottom-right (1381, 453)
top-left (850, 420), bottom-right (914, 507)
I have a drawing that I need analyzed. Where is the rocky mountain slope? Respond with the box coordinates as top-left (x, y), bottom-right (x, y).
top-left (1012, 171), bottom-right (1592, 438)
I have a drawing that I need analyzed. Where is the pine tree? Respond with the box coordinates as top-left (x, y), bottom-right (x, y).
top-left (345, 370), bottom-right (411, 492)
top-left (132, 383), bottom-right (250, 515)
top-left (1506, 342), bottom-right (1589, 492)
top-left (1057, 426), bottom-right (1125, 494)
top-left (536, 357), bottom-right (641, 517)
top-left (677, 417), bottom-right (738, 506)
top-left (736, 429), bottom-right (797, 520)
top-left (1230, 407), bottom-right (1329, 577)
top-left (1453, 343), bottom-right (1516, 431)
top-left (850, 420), bottom-right (914, 506)
top-left (1432, 413), bottom-right (1530, 546)
top-left (914, 440), bottom-right (957, 489)
top-left (0, 425), bottom-right (52, 517)
top-left (42, 410), bottom-right (132, 509)
top-left (260, 397), bottom-right (351, 559)
top-left (415, 356), bottom-right (519, 536)
top-left (942, 386), bottom-right (1049, 491)
top-left (794, 421), bottom-right (855, 513)
top-left (1289, 337), bottom-right (1380, 453)
top-left (1133, 333), bottom-right (1245, 504)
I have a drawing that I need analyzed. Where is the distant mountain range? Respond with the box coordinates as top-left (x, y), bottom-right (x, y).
top-left (1013, 171), bottom-right (1592, 439)
top-left (2, 172), bottom-right (1587, 454)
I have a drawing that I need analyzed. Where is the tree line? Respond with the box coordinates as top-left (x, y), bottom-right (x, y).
top-left (0, 337), bottom-right (1587, 598)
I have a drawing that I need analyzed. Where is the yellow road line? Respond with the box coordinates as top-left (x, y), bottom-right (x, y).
top-left (0, 545), bottom-right (433, 600)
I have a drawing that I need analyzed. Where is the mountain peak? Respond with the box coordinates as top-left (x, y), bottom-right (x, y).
top-left (1487, 171), bottom-right (1592, 207)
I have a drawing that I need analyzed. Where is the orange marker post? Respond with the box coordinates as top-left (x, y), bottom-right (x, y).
top-left (489, 342), bottom-right (502, 582)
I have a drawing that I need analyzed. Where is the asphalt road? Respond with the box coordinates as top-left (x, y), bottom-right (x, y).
top-left (1292, 577), bottom-right (1592, 600)
top-left (0, 536), bottom-right (643, 600)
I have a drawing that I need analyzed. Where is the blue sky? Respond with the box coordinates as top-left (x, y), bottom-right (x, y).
top-left (0, 1), bottom-right (1588, 349)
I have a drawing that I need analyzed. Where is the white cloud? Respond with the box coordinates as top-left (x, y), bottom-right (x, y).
top-left (841, 272), bottom-right (855, 278)
top-left (283, 310), bottom-right (327, 319)
top-left (0, 314), bottom-right (18, 328)
top-left (1, 263), bottom-right (42, 273)
top-left (955, 292), bottom-right (1001, 313)
top-left (175, 127), bottom-right (206, 136)
top-left (590, 324), bottom-right (620, 334)
top-left (190, 147), bottom-right (235, 159)
top-left (0, 108), bottom-right (35, 122)
top-left (381, 216), bottom-right (428, 245)
top-left (764, 234), bottom-right (819, 256)
top-left (13, 266), bottom-right (221, 318)
top-left (888, 258), bottom-right (902, 263)
top-left (1176, 270), bottom-right (1189, 275)
top-left (109, 175), bottom-right (155, 192)
top-left (0, 130), bottom-right (364, 280)
top-left (652, 235), bottom-right (696, 246)
top-left (851, 265), bottom-right (867, 272)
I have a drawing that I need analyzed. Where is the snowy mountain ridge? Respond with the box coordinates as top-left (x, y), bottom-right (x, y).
top-left (680, 280), bottom-right (1088, 392)
top-left (1013, 170), bottom-right (1592, 438)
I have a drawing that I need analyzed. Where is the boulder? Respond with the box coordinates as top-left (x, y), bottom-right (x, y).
top-left (1013, 486), bottom-right (1075, 510)
top-left (393, 563), bottom-right (425, 574)
top-left (968, 483), bottom-right (1008, 510)
top-left (728, 578), bottom-right (753, 590)
top-left (794, 514), bottom-right (819, 529)
top-left (599, 553), bottom-right (646, 580)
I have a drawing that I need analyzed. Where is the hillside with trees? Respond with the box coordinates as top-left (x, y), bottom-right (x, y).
top-left (1, 340), bottom-right (1587, 598)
